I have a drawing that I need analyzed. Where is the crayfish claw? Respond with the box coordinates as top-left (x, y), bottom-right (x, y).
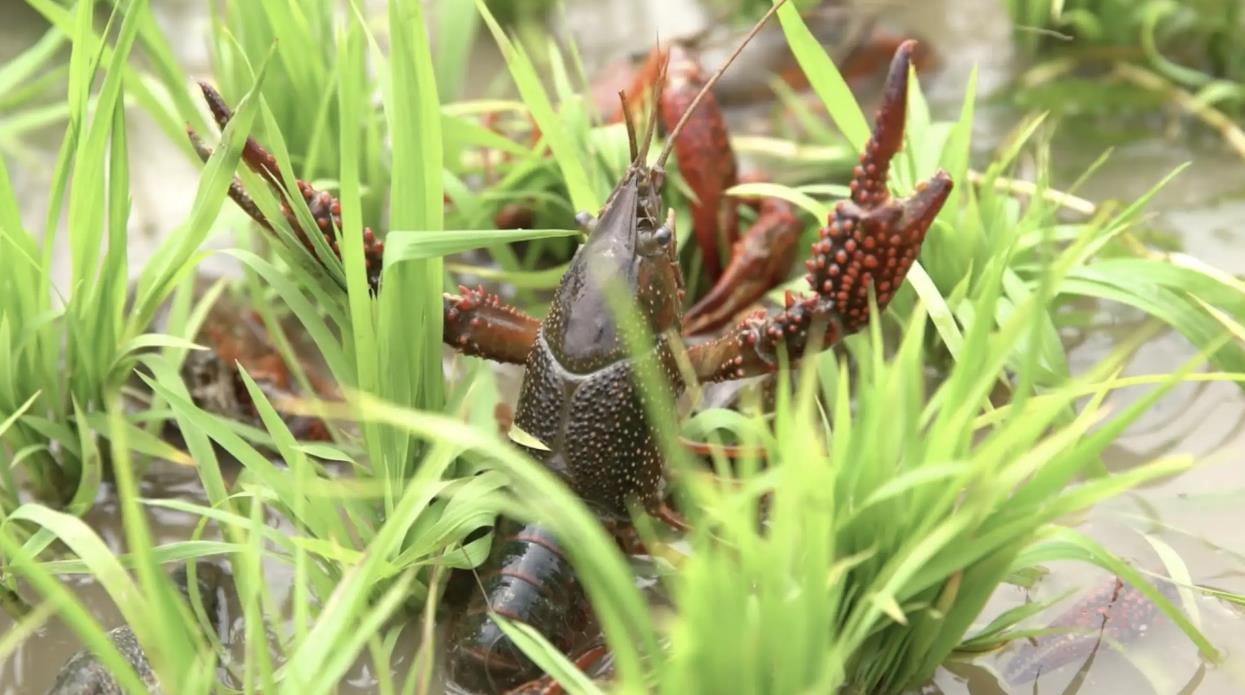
top-left (197, 80), bottom-right (232, 129)
top-left (899, 170), bottom-right (954, 239)
top-left (688, 39), bottom-right (951, 383)
top-left (191, 82), bottom-right (385, 292)
top-left (197, 82), bottom-right (282, 184)
top-left (185, 127), bottom-right (275, 233)
top-left (682, 198), bottom-right (802, 336)
top-left (850, 39), bottom-right (917, 209)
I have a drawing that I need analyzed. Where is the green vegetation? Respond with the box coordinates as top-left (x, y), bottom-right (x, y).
top-left (1008, 0), bottom-right (1243, 83)
top-left (0, 0), bottom-right (232, 511)
top-left (0, 0), bottom-right (1241, 693)
top-left (1005, 0), bottom-right (1245, 150)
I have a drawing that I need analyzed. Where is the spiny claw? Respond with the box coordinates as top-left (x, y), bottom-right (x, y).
top-left (688, 39), bottom-right (951, 383)
top-left (802, 37), bottom-right (949, 336)
top-left (198, 82), bottom-right (283, 184)
top-left (804, 167), bottom-right (950, 335)
top-left (443, 285), bottom-right (540, 365)
top-left (900, 174), bottom-right (954, 236)
top-left (188, 128), bottom-right (273, 232)
top-left (849, 39), bottom-right (916, 209)
top-left (191, 82), bottom-right (385, 292)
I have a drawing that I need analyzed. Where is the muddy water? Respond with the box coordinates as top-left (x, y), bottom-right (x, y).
top-left (2, 0), bottom-right (1244, 693)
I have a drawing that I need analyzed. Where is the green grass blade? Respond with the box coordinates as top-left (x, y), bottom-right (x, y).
top-left (773, 0), bottom-right (869, 149)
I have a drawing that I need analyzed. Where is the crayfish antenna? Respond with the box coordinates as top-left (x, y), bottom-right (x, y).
top-left (619, 90), bottom-right (640, 164)
top-left (618, 50), bottom-right (667, 169)
top-left (634, 50), bottom-right (666, 167)
top-left (654, 0), bottom-right (788, 172)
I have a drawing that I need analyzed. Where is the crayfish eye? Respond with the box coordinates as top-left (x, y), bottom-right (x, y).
top-left (638, 223), bottom-right (673, 257)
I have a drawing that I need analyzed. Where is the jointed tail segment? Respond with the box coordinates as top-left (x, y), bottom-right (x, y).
top-left (688, 40), bottom-right (952, 382)
top-left (190, 83), bottom-right (385, 292)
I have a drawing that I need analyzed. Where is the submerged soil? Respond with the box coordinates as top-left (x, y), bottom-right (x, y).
top-left (1, 0), bottom-right (1243, 693)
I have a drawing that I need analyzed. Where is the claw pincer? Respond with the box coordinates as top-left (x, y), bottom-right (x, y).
top-left (651, 44), bottom-right (740, 281)
top-left (192, 83), bottom-right (385, 292)
top-left (688, 39), bottom-right (951, 382)
top-left (682, 197), bottom-right (802, 336)
top-left (610, 42), bottom-right (742, 283)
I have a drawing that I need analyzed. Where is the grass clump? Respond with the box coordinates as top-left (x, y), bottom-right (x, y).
top-left (356, 224), bottom-right (1230, 695)
top-left (1008, 0), bottom-right (1243, 83)
top-left (615, 288), bottom-right (1214, 694)
top-left (0, 0), bottom-right (242, 511)
top-left (1004, 0), bottom-right (1245, 156)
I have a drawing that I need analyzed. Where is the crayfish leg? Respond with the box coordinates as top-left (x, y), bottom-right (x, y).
top-left (682, 197), bottom-right (802, 336)
top-left (679, 436), bottom-right (767, 460)
top-left (503, 645), bottom-right (610, 695)
top-left (444, 286), bottom-right (541, 365)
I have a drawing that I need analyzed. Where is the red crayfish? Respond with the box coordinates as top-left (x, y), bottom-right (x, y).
top-left (175, 292), bottom-right (334, 444)
top-left (188, 2), bottom-right (950, 689)
top-left (590, 15), bottom-right (937, 338)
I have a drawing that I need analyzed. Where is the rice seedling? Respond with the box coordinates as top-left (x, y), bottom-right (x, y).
top-left (474, 256), bottom-right (1226, 695)
top-left (1004, 0), bottom-right (1245, 156)
top-left (0, 27), bottom-right (71, 161)
top-left (1007, 0), bottom-right (1243, 83)
top-left (1, 0), bottom-right (1242, 693)
top-left (0, 0), bottom-right (249, 512)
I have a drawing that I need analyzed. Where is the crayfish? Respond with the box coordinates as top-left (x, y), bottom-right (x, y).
top-left (590, 13), bottom-right (937, 338)
top-left (176, 293), bottom-right (334, 444)
top-left (188, 1), bottom-right (950, 689)
top-left (1003, 574), bottom-right (1181, 685)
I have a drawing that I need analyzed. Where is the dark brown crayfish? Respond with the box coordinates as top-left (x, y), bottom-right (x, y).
top-left (1004, 574), bottom-right (1181, 685)
top-left (189, 6), bottom-right (950, 688)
